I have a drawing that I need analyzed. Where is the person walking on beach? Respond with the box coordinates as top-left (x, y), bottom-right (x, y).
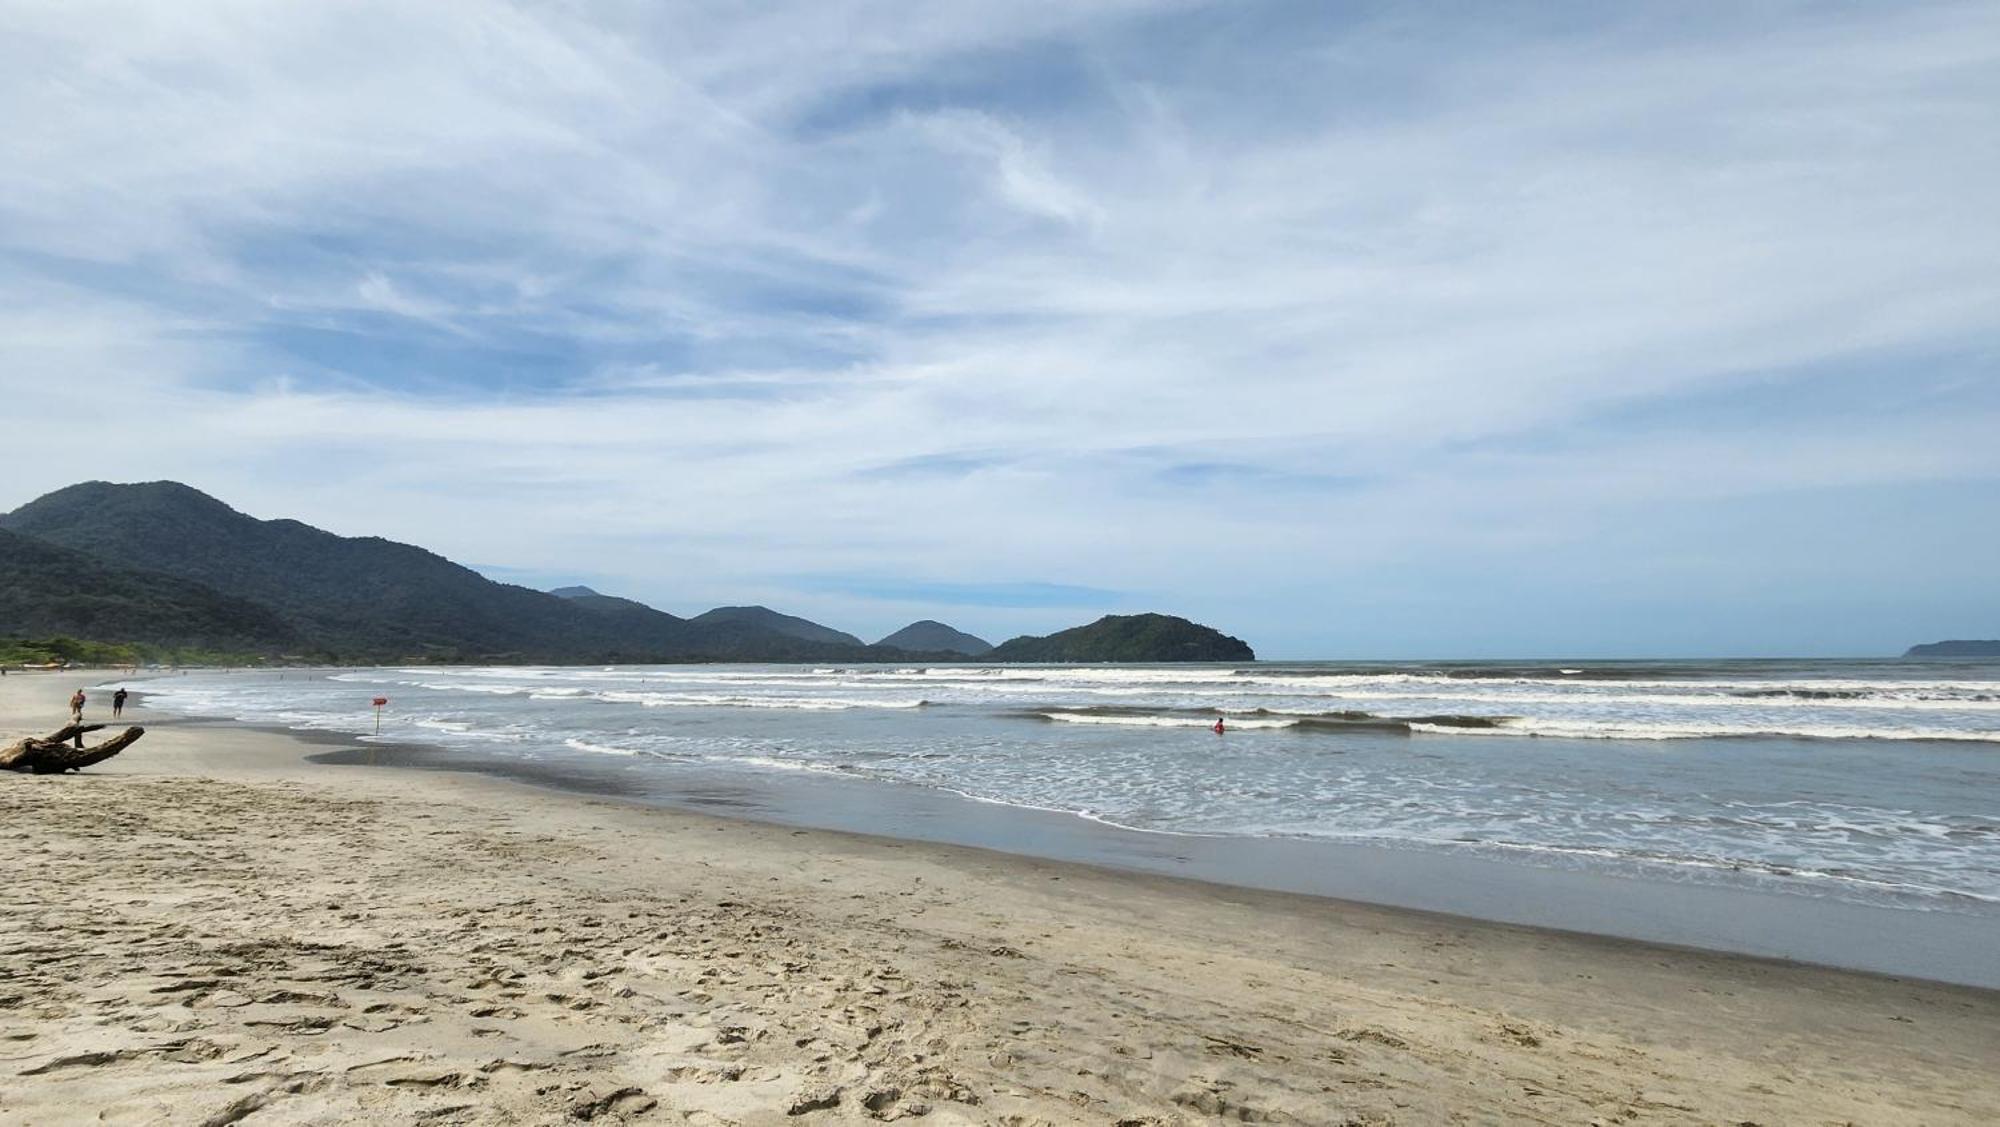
top-left (112, 687), bottom-right (129, 719)
top-left (69, 689), bottom-right (87, 722)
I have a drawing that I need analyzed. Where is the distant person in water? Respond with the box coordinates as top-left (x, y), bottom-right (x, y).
top-left (69, 689), bottom-right (87, 722)
top-left (1212, 717), bottom-right (1225, 734)
top-left (112, 688), bottom-right (129, 718)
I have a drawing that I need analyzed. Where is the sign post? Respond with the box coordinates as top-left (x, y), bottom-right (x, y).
top-left (372, 696), bottom-right (389, 735)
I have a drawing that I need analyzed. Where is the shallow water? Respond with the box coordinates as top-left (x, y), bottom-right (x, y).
top-left (122, 659), bottom-right (2000, 919)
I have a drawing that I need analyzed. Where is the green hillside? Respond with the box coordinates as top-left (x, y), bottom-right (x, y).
top-left (1904, 640), bottom-right (2000, 658)
top-left (685, 606), bottom-right (865, 649)
top-left (0, 526), bottom-right (297, 658)
top-left (2, 483), bottom-right (1254, 666)
top-left (1, 483), bottom-right (944, 663)
top-left (876, 620), bottom-right (993, 656)
top-left (986, 613), bottom-right (1255, 663)
top-left (2, 481), bottom-right (655, 661)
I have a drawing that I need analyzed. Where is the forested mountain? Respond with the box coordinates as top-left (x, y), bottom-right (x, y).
top-left (0, 526), bottom-right (297, 654)
top-left (687, 606), bottom-right (865, 647)
top-left (1904, 640), bottom-right (2000, 657)
top-left (551, 588), bottom-right (894, 660)
top-left (2, 482), bottom-right (1255, 666)
top-left (876, 620), bottom-right (992, 656)
top-left (4, 482), bottom-right (668, 662)
top-left (986, 613), bottom-right (1255, 663)
top-left (1, 484), bottom-right (894, 663)
top-left (550, 585), bottom-right (687, 628)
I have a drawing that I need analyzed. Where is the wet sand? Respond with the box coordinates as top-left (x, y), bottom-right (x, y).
top-left (3, 673), bottom-right (1997, 1124)
top-left (311, 725), bottom-right (2000, 989)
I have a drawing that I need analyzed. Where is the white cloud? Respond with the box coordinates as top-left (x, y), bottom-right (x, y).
top-left (1, 0), bottom-right (1995, 653)
top-left (910, 108), bottom-right (1106, 228)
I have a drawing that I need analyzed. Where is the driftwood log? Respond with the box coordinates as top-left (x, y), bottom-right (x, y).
top-left (0, 723), bottom-right (145, 774)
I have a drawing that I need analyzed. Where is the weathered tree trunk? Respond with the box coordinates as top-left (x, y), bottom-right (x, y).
top-left (0, 725), bottom-right (145, 773)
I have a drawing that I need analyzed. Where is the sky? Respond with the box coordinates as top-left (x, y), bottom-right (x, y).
top-left (2, 1), bottom-right (1996, 658)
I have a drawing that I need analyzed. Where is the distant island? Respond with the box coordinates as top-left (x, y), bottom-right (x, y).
top-left (0, 481), bottom-right (1252, 666)
top-left (875, 620), bottom-right (992, 657)
top-left (986, 614), bottom-right (1254, 663)
top-left (1904, 640), bottom-right (2000, 658)
top-left (688, 605), bottom-right (865, 648)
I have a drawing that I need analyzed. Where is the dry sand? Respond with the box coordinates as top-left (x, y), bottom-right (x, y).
top-left (2, 673), bottom-right (1996, 1125)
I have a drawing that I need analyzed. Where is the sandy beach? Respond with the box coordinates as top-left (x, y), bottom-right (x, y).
top-left (2, 674), bottom-right (1997, 1125)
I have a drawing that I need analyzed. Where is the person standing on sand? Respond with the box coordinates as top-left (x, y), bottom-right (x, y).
top-left (70, 689), bottom-right (87, 722)
top-left (112, 688), bottom-right (129, 719)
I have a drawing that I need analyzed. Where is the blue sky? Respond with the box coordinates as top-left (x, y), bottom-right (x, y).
top-left (2, 1), bottom-right (1996, 657)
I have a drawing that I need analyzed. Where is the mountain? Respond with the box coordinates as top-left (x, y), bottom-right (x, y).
top-left (1, 481), bottom-right (944, 663)
top-left (2, 481), bottom-right (691, 662)
top-left (551, 585), bottom-right (686, 624)
top-left (1904, 640), bottom-right (2000, 658)
top-left (876, 620), bottom-right (992, 657)
top-left (2, 482), bottom-right (1253, 666)
top-left (687, 606), bottom-right (864, 648)
top-left (561, 591), bottom-right (882, 661)
top-left (986, 613), bottom-right (1255, 663)
top-left (0, 526), bottom-right (297, 654)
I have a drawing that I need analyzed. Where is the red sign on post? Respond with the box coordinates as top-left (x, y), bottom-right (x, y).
top-left (371, 696), bottom-right (388, 734)
top-left (372, 697), bottom-right (389, 707)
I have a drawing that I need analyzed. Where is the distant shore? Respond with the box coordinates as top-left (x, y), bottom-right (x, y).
top-left (3, 675), bottom-right (1997, 1123)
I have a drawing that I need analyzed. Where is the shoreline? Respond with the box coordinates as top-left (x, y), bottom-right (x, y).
top-left (99, 674), bottom-right (2000, 990)
top-left (6, 674), bottom-right (1999, 1122)
top-left (123, 669), bottom-right (1988, 991)
top-left (289, 724), bottom-right (1977, 994)
top-left (310, 732), bottom-right (2000, 990)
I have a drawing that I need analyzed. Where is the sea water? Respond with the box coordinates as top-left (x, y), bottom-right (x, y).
top-left (123, 659), bottom-right (2000, 920)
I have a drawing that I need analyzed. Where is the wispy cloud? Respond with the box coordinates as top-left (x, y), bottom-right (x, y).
top-left (2, 1), bottom-right (1995, 654)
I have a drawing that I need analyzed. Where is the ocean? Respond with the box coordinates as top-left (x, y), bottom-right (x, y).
top-left (122, 659), bottom-right (2000, 920)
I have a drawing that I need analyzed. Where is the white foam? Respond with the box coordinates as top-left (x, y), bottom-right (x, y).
top-left (1408, 717), bottom-right (2000, 743)
top-left (564, 737), bottom-right (639, 757)
top-left (703, 754), bottom-right (850, 776)
top-left (593, 691), bottom-right (925, 711)
top-left (1039, 711), bottom-right (1298, 730)
top-left (124, 664), bottom-right (2000, 910)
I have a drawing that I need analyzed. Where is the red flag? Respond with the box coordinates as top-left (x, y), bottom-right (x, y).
top-left (372, 697), bottom-right (389, 707)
